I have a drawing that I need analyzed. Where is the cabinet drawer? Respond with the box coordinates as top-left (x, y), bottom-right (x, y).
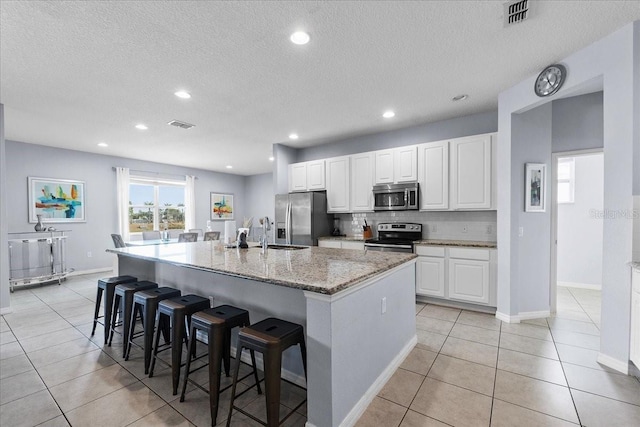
top-left (415, 246), bottom-right (445, 257)
top-left (448, 247), bottom-right (490, 261)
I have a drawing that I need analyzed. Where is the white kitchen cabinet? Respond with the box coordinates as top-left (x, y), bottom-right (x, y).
top-left (288, 160), bottom-right (325, 192)
top-left (326, 156), bottom-right (351, 213)
top-left (450, 134), bottom-right (493, 209)
top-left (416, 255), bottom-right (446, 297)
top-left (417, 140), bottom-right (449, 210)
top-left (318, 239), bottom-right (364, 250)
top-left (375, 147), bottom-right (418, 184)
top-left (394, 145), bottom-right (418, 182)
top-left (307, 160), bottom-right (326, 190)
top-left (631, 266), bottom-right (640, 368)
top-left (351, 152), bottom-right (375, 211)
top-left (375, 149), bottom-right (395, 184)
top-left (289, 163), bottom-right (307, 192)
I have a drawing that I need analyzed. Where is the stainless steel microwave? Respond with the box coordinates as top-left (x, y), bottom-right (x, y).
top-left (373, 183), bottom-right (419, 211)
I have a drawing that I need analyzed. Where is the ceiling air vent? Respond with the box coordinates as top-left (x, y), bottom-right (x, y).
top-left (167, 120), bottom-right (195, 130)
top-left (503, 0), bottom-right (530, 27)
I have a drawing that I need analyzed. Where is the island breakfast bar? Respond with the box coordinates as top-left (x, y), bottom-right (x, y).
top-left (107, 242), bottom-right (417, 427)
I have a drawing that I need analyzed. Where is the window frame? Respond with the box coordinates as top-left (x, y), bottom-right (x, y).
top-left (129, 176), bottom-right (186, 234)
top-left (557, 157), bottom-right (575, 204)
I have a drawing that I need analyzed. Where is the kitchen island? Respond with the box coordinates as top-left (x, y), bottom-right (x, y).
top-left (107, 242), bottom-right (417, 427)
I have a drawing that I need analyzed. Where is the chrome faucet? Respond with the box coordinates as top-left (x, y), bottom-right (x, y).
top-left (259, 216), bottom-right (271, 252)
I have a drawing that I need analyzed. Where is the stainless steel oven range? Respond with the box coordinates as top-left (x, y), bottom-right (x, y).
top-left (364, 223), bottom-right (422, 253)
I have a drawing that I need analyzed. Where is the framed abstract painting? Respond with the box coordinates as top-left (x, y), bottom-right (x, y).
top-left (28, 177), bottom-right (86, 223)
top-left (525, 163), bottom-right (546, 212)
top-left (210, 192), bottom-right (234, 220)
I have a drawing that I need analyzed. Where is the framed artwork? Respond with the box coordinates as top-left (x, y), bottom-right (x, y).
top-left (210, 193), bottom-right (234, 220)
top-left (28, 177), bottom-right (86, 223)
top-left (525, 163), bottom-right (546, 212)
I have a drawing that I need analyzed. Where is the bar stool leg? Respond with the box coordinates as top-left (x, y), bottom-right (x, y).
top-left (171, 312), bottom-right (186, 395)
top-left (91, 287), bottom-right (103, 336)
top-left (103, 286), bottom-right (116, 345)
top-left (179, 323), bottom-right (199, 402)
top-left (225, 345), bottom-right (245, 427)
top-left (250, 350), bottom-right (262, 395)
top-left (264, 348), bottom-right (282, 427)
top-left (299, 341), bottom-right (308, 381)
top-left (208, 324), bottom-right (225, 424)
top-left (223, 329), bottom-right (231, 376)
top-left (108, 294), bottom-right (121, 346)
top-left (125, 303), bottom-right (142, 361)
top-left (148, 314), bottom-right (165, 378)
top-left (141, 302), bottom-right (156, 372)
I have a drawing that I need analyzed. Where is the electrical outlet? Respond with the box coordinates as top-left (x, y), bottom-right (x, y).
top-left (518, 227), bottom-right (524, 237)
top-left (87, 251), bottom-right (92, 258)
top-left (486, 225), bottom-right (492, 234)
top-left (431, 224), bottom-right (437, 233)
top-left (381, 297), bottom-right (387, 314)
top-left (462, 225), bottom-right (468, 233)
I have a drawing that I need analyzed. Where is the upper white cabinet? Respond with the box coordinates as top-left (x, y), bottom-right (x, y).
top-left (417, 141), bottom-right (449, 210)
top-left (326, 156), bottom-right (351, 213)
top-left (350, 152), bottom-right (375, 212)
top-left (375, 146), bottom-right (418, 184)
top-left (450, 134), bottom-right (493, 209)
top-left (288, 160), bottom-right (325, 192)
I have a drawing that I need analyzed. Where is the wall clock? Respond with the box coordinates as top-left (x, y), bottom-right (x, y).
top-left (534, 64), bottom-right (566, 97)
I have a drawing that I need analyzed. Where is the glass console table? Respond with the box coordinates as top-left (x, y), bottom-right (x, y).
top-left (7, 230), bottom-right (72, 292)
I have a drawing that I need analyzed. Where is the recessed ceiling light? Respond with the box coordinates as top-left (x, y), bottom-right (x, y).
top-left (452, 94), bottom-right (469, 101)
top-left (383, 110), bottom-right (395, 119)
top-left (269, 156), bottom-right (275, 162)
top-left (290, 31), bottom-right (310, 45)
top-left (226, 165), bottom-right (233, 169)
top-left (135, 124), bottom-right (148, 130)
top-left (97, 142), bottom-right (108, 147)
top-left (174, 91), bottom-right (191, 99)
top-left (289, 133), bottom-right (299, 140)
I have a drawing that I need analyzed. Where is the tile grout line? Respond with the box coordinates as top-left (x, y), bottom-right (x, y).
top-left (488, 317), bottom-right (502, 426)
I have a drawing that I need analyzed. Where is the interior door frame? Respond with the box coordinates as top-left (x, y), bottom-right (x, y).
top-left (550, 148), bottom-right (604, 314)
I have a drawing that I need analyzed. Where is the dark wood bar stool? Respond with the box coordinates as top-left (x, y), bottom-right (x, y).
top-left (108, 280), bottom-right (159, 356)
top-left (149, 294), bottom-right (211, 395)
top-left (91, 275), bottom-right (137, 344)
top-left (180, 305), bottom-right (262, 426)
top-left (226, 318), bottom-right (307, 427)
top-left (125, 286), bottom-right (182, 374)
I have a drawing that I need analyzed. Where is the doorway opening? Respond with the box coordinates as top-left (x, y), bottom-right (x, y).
top-left (551, 150), bottom-right (604, 328)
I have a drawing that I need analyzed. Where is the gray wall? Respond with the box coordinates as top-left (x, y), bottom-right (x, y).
top-left (0, 104), bottom-right (9, 312)
top-left (5, 141), bottom-right (247, 273)
top-left (244, 172), bottom-right (275, 241)
top-left (273, 143), bottom-right (297, 195)
top-left (511, 103), bottom-right (553, 314)
top-left (552, 92), bottom-right (604, 152)
top-left (296, 111), bottom-right (497, 162)
top-left (498, 21), bottom-right (638, 369)
top-left (557, 154), bottom-right (604, 287)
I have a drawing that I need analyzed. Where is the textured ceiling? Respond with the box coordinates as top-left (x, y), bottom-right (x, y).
top-left (1, 1), bottom-right (639, 175)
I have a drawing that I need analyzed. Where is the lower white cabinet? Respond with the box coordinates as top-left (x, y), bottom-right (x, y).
top-left (318, 239), bottom-right (364, 250)
top-left (631, 267), bottom-right (640, 368)
top-left (415, 245), bottom-right (496, 307)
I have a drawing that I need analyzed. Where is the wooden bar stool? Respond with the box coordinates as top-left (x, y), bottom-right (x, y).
top-left (226, 318), bottom-right (307, 427)
top-left (108, 280), bottom-right (158, 356)
top-left (91, 275), bottom-right (137, 344)
top-left (149, 294), bottom-right (211, 395)
top-left (125, 287), bottom-right (182, 374)
top-left (180, 305), bottom-right (262, 426)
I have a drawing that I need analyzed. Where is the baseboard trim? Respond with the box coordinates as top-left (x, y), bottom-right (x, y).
top-left (0, 306), bottom-right (14, 315)
top-left (495, 310), bottom-right (550, 324)
top-left (67, 267), bottom-right (112, 277)
top-left (597, 353), bottom-right (629, 375)
top-left (336, 335), bottom-right (417, 427)
top-left (558, 281), bottom-right (602, 291)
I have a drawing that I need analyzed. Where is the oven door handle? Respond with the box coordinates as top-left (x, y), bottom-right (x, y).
top-left (364, 243), bottom-right (413, 250)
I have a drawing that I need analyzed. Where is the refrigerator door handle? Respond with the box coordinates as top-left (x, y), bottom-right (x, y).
top-left (287, 201), bottom-right (292, 245)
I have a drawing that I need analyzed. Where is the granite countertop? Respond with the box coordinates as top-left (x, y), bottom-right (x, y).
top-left (108, 242), bottom-right (416, 295)
top-left (318, 235), bottom-right (367, 242)
top-left (414, 239), bottom-right (497, 248)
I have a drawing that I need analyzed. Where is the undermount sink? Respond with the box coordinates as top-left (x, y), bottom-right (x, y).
top-left (265, 244), bottom-right (308, 250)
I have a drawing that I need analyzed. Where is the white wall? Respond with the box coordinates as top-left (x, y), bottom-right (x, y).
top-left (498, 21), bottom-right (639, 370)
top-left (0, 104), bottom-right (10, 313)
top-left (244, 172), bottom-right (275, 241)
top-left (557, 154), bottom-right (604, 288)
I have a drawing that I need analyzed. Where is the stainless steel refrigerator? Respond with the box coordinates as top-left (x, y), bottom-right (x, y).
top-left (275, 192), bottom-right (333, 246)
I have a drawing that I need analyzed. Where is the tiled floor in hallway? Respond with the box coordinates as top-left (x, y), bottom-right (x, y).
top-left (2, 275), bottom-right (639, 426)
top-left (356, 286), bottom-right (640, 427)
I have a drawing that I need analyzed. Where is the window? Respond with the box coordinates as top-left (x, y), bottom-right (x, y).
top-left (557, 157), bottom-right (575, 204)
top-left (129, 177), bottom-right (185, 233)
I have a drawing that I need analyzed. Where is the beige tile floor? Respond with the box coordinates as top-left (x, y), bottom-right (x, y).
top-left (356, 286), bottom-right (640, 427)
top-left (2, 276), bottom-right (639, 427)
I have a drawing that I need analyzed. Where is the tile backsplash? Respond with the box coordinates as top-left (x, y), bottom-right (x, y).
top-left (336, 210), bottom-right (497, 242)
